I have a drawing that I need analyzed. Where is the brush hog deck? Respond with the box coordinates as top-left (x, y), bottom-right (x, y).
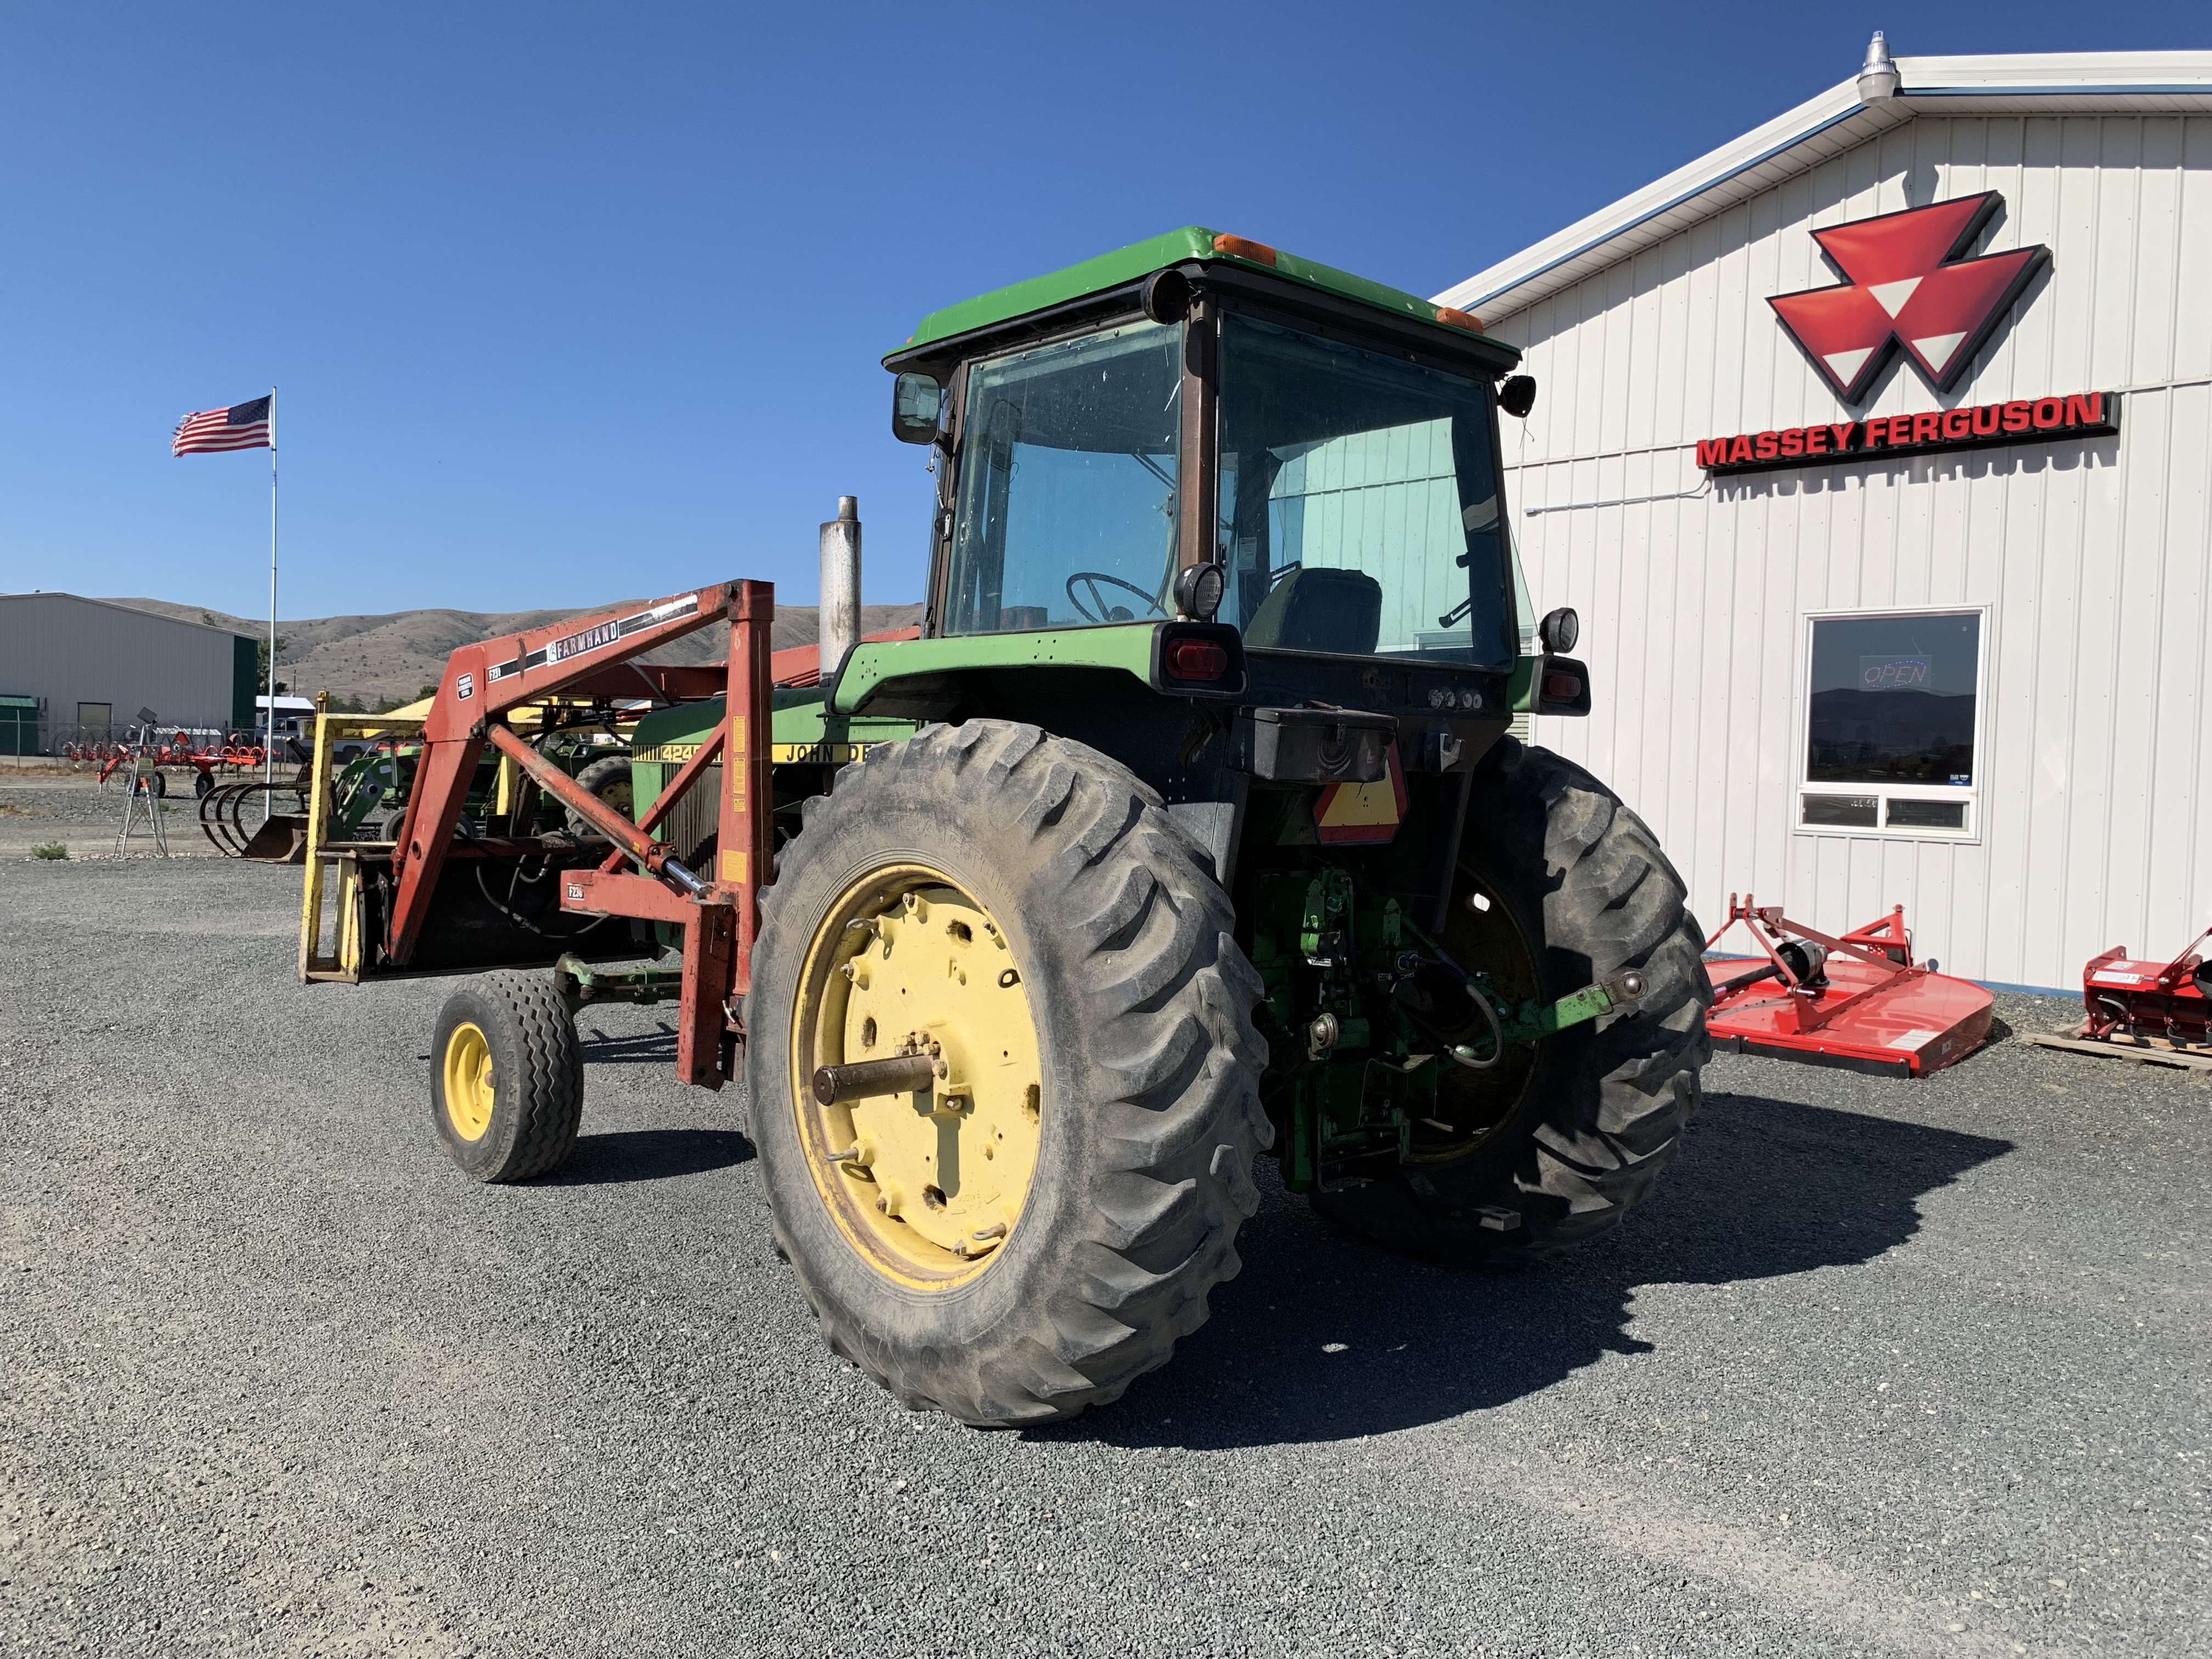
top-left (1704, 894), bottom-right (1993, 1077)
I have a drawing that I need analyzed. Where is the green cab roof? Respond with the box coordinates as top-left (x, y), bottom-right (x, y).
top-left (888, 227), bottom-right (1505, 361)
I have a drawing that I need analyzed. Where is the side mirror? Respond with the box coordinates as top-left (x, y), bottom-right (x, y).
top-left (1499, 374), bottom-right (1537, 419)
top-left (891, 372), bottom-right (944, 445)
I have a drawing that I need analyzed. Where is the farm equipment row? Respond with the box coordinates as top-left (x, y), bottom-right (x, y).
top-left (67, 731), bottom-right (272, 792)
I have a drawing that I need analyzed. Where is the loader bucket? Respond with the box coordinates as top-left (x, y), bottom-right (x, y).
top-left (241, 812), bottom-right (308, 864)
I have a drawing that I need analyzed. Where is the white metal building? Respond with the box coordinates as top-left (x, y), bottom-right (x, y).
top-left (1438, 43), bottom-right (2212, 991)
top-left (0, 592), bottom-right (255, 746)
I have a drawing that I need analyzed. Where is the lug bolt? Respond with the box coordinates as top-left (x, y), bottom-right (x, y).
top-left (971, 1222), bottom-right (1007, 1242)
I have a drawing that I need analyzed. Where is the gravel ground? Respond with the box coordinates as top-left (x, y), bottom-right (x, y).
top-left (0, 775), bottom-right (228, 860)
top-left (2, 857), bottom-right (2205, 1658)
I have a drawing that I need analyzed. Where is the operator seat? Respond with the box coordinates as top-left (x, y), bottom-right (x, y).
top-left (1241, 566), bottom-right (1383, 656)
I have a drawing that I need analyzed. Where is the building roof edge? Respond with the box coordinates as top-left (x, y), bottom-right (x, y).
top-left (0, 590), bottom-right (256, 642)
top-left (1436, 50), bottom-right (2212, 324)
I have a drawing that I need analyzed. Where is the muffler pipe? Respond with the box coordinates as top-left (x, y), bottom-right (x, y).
top-left (820, 495), bottom-right (862, 681)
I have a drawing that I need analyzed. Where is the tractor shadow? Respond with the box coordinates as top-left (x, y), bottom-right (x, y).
top-left (550, 1127), bottom-right (754, 1186)
top-left (1042, 1088), bottom-right (2012, 1450)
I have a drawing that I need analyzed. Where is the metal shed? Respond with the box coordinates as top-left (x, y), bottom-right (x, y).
top-left (1437, 44), bottom-right (2212, 991)
top-left (0, 592), bottom-right (257, 750)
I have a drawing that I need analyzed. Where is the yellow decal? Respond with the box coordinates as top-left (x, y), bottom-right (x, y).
top-left (720, 848), bottom-right (748, 884)
top-left (770, 741), bottom-right (879, 765)
top-left (633, 742), bottom-right (702, 764)
top-left (1314, 744), bottom-right (1408, 845)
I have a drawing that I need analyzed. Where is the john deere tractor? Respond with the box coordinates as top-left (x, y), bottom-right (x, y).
top-left (307, 227), bottom-right (1709, 1428)
top-left (622, 229), bottom-right (1712, 1424)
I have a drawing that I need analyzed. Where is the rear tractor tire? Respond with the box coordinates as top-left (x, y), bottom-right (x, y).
top-left (747, 720), bottom-right (1269, 1426)
top-left (431, 970), bottom-right (585, 1182)
top-left (1313, 737), bottom-right (1711, 1261)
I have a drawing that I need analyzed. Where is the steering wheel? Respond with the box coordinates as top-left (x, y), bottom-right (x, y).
top-left (1065, 571), bottom-right (1169, 624)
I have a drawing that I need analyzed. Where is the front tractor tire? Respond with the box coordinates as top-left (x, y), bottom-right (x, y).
top-left (747, 721), bottom-right (1269, 1427)
top-left (1314, 737), bottom-right (1712, 1261)
top-left (431, 971), bottom-right (585, 1182)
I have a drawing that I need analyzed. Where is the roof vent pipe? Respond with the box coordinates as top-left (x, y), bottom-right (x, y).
top-left (1858, 30), bottom-right (1900, 104)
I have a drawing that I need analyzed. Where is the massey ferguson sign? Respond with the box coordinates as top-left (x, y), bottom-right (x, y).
top-left (1697, 193), bottom-right (2118, 475)
top-left (1697, 392), bottom-right (2119, 475)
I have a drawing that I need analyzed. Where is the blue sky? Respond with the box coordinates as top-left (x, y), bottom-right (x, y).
top-left (2, 3), bottom-right (2203, 619)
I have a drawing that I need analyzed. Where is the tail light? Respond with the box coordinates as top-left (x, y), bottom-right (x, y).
top-left (1542, 671), bottom-right (1583, 702)
top-left (1165, 639), bottom-right (1229, 680)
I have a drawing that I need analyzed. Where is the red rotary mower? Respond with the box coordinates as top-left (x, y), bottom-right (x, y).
top-left (1703, 894), bottom-right (1994, 1078)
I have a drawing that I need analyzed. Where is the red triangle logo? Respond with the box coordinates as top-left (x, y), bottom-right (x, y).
top-left (1768, 193), bottom-right (2047, 403)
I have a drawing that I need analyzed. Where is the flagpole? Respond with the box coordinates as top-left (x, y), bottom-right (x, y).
top-left (266, 387), bottom-right (278, 802)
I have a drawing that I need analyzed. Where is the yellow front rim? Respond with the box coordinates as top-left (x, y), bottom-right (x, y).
top-left (443, 1021), bottom-right (495, 1142)
top-left (791, 864), bottom-right (1043, 1289)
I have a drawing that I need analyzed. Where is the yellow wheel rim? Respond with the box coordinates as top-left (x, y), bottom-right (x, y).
top-left (790, 864), bottom-right (1043, 1288)
top-left (443, 1020), bottom-right (495, 1142)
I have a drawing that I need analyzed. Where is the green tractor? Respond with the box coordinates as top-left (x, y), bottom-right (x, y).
top-left (617, 228), bottom-right (1711, 1425)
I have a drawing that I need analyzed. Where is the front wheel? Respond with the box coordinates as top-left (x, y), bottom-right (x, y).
top-left (431, 971), bottom-right (584, 1182)
top-left (747, 721), bottom-right (1269, 1426)
top-left (563, 755), bottom-right (634, 838)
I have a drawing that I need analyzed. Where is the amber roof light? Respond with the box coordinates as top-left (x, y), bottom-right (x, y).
top-left (1211, 234), bottom-right (1279, 267)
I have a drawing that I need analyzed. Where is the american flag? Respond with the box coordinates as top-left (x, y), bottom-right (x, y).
top-left (172, 394), bottom-right (273, 455)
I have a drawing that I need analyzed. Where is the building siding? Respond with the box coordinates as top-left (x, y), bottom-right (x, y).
top-left (0, 594), bottom-right (247, 743)
top-left (1490, 113), bottom-right (2212, 990)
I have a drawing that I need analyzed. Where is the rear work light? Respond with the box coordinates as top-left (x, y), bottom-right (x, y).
top-left (1165, 638), bottom-right (1231, 681)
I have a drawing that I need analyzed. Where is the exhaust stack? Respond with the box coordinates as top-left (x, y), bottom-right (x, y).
top-left (820, 495), bottom-right (862, 680)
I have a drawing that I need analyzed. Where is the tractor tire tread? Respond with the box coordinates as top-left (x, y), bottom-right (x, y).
top-left (1316, 737), bottom-right (1709, 1260)
top-left (432, 970), bottom-right (583, 1183)
top-left (565, 755), bottom-right (634, 840)
top-left (751, 720), bottom-right (1266, 1426)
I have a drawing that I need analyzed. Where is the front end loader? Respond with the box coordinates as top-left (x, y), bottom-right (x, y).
top-left (299, 228), bottom-right (1711, 1425)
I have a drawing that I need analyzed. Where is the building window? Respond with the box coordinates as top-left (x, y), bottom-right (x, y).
top-left (1798, 608), bottom-right (1983, 839)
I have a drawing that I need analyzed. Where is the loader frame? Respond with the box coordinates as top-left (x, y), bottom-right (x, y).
top-left (298, 579), bottom-right (776, 1091)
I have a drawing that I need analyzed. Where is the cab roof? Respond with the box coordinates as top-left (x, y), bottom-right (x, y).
top-left (887, 227), bottom-right (1509, 363)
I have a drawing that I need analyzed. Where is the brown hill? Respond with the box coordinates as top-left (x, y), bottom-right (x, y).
top-left (104, 595), bottom-right (926, 704)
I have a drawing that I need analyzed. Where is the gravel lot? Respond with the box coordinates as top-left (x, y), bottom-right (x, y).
top-left (3, 856), bottom-right (2206, 1658)
top-left (0, 775), bottom-right (227, 861)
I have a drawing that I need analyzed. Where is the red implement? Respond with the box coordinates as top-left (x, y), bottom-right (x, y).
top-left (374, 577), bottom-right (774, 1091)
top-left (2076, 922), bottom-right (2211, 1048)
top-left (1703, 894), bottom-right (1994, 1077)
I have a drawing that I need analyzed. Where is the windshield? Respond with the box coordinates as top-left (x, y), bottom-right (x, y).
top-left (1218, 313), bottom-right (1516, 665)
top-left (943, 320), bottom-right (1181, 634)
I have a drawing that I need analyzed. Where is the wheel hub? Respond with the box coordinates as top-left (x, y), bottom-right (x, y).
top-left (443, 1020), bottom-right (495, 1142)
top-left (793, 868), bottom-right (1043, 1285)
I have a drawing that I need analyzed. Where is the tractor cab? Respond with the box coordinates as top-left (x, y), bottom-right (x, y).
top-left (859, 229), bottom-right (1575, 736)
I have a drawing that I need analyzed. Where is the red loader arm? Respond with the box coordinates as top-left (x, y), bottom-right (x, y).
top-left (386, 580), bottom-right (775, 1093)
